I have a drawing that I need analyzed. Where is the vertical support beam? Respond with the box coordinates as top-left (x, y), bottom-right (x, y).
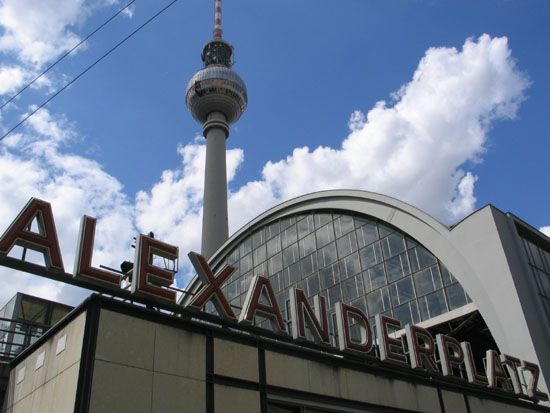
top-left (206, 332), bottom-right (215, 413)
top-left (74, 296), bottom-right (101, 412)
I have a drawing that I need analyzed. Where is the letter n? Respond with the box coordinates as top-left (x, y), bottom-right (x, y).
top-left (289, 287), bottom-right (330, 345)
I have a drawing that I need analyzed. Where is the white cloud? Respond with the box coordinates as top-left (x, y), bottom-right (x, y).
top-left (540, 227), bottom-right (550, 237)
top-left (133, 35), bottom-right (530, 285)
top-left (134, 142), bottom-right (244, 282)
top-left (0, 34), bottom-right (533, 306)
top-left (0, 65), bottom-right (28, 95)
top-left (0, 108), bottom-right (135, 305)
top-left (0, 0), bottom-right (88, 66)
top-left (237, 34), bottom-right (529, 222)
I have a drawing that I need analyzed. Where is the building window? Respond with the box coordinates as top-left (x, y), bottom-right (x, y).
top-left (520, 236), bottom-right (550, 322)
top-left (211, 210), bottom-right (472, 336)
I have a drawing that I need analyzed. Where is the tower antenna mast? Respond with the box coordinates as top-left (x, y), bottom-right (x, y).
top-left (213, 0), bottom-right (222, 39)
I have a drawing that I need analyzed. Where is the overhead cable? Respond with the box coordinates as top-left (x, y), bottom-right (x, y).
top-left (0, 0), bottom-right (179, 142)
top-left (0, 0), bottom-right (138, 111)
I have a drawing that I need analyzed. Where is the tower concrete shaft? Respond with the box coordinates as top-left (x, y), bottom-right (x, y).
top-left (201, 112), bottom-right (229, 258)
top-left (186, 0), bottom-right (247, 259)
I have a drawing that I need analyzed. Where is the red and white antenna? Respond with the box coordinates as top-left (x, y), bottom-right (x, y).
top-left (213, 0), bottom-right (222, 39)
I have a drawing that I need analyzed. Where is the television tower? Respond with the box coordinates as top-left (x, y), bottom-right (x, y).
top-left (186, 0), bottom-right (247, 259)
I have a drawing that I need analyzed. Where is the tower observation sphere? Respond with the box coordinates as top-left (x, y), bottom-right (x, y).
top-left (186, 0), bottom-right (247, 259)
top-left (186, 40), bottom-right (247, 124)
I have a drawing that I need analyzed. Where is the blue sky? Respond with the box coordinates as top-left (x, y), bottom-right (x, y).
top-left (0, 0), bottom-right (548, 305)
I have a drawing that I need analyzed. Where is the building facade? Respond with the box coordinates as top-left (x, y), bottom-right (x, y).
top-left (184, 190), bottom-right (550, 398)
top-left (2, 190), bottom-right (549, 412)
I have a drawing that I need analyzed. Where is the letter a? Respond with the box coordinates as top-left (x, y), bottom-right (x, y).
top-left (0, 198), bottom-right (64, 272)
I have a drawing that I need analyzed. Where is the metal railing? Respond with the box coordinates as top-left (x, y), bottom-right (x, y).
top-left (0, 317), bottom-right (50, 360)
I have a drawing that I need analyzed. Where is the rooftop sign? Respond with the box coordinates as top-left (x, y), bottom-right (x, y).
top-left (0, 198), bottom-right (547, 403)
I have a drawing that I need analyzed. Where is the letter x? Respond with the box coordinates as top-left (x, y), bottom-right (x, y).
top-left (187, 252), bottom-right (237, 320)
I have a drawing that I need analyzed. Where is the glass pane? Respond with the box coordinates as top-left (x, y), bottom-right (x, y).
top-left (339, 253), bottom-right (361, 279)
top-left (342, 275), bottom-right (364, 301)
top-left (266, 235), bottom-right (281, 258)
top-left (307, 274), bottom-right (320, 297)
top-left (378, 223), bottom-right (393, 238)
top-left (381, 233), bottom-right (405, 258)
top-left (282, 225), bottom-right (298, 249)
top-left (227, 248), bottom-right (239, 265)
top-left (440, 264), bottom-right (456, 285)
top-left (445, 283), bottom-right (468, 310)
top-left (270, 273), bottom-right (281, 293)
top-left (359, 241), bottom-right (383, 269)
top-left (300, 253), bottom-right (318, 277)
top-left (334, 215), bottom-right (355, 238)
top-left (351, 297), bottom-right (367, 315)
top-left (268, 253), bottom-right (283, 275)
top-left (419, 289), bottom-right (447, 320)
top-left (315, 223), bottom-right (335, 248)
top-left (252, 229), bottom-right (265, 249)
top-left (366, 287), bottom-right (390, 315)
top-left (318, 242), bottom-right (338, 268)
top-left (240, 253), bottom-right (253, 274)
top-left (367, 263), bottom-right (386, 290)
top-left (319, 263), bottom-right (340, 290)
top-left (413, 265), bottom-right (442, 296)
top-left (410, 246), bottom-right (437, 272)
top-left (287, 262), bottom-right (301, 286)
top-left (426, 289), bottom-right (447, 318)
top-left (253, 243), bottom-right (267, 265)
top-left (385, 253), bottom-right (410, 282)
top-left (299, 233), bottom-right (317, 258)
top-left (17, 298), bottom-right (47, 324)
top-left (336, 232), bottom-right (358, 258)
top-left (266, 221), bottom-right (280, 239)
top-left (282, 243), bottom-right (299, 267)
top-left (50, 306), bottom-right (71, 325)
top-left (356, 222), bottom-right (379, 248)
top-left (315, 212), bottom-right (332, 227)
top-left (297, 215), bottom-right (315, 238)
top-left (328, 284), bottom-right (342, 307)
top-left (528, 241), bottom-right (545, 269)
top-left (394, 302), bottom-right (414, 326)
top-left (280, 216), bottom-right (296, 230)
top-left (239, 237), bottom-right (253, 257)
top-left (390, 276), bottom-right (415, 306)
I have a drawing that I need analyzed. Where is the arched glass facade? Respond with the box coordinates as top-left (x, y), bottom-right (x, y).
top-left (211, 210), bottom-right (471, 343)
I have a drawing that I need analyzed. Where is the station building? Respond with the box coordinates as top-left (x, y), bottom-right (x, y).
top-left (1, 190), bottom-right (549, 413)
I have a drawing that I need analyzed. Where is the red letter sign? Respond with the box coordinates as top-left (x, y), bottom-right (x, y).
top-left (500, 354), bottom-right (523, 395)
top-left (522, 360), bottom-right (548, 402)
top-left (289, 288), bottom-right (330, 345)
top-left (405, 324), bottom-right (439, 372)
top-left (436, 334), bottom-right (464, 377)
top-left (335, 302), bottom-right (373, 355)
top-left (0, 198), bottom-right (64, 272)
top-left (186, 252), bottom-right (237, 321)
top-left (74, 216), bottom-right (120, 287)
top-left (375, 314), bottom-right (407, 364)
top-left (461, 341), bottom-right (488, 386)
top-left (131, 234), bottom-right (178, 302)
top-left (239, 275), bottom-right (287, 334)
top-left (486, 350), bottom-right (512, 391)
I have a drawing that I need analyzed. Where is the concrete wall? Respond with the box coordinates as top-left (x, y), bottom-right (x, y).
top-left (87, 305), bottom-right (547, 413)
top-left (4, 297), bottom-right (546, 413)
top-left (88, 309), bottom-right (206, 413)
top-left (3, 311), bottom-right (86, 413)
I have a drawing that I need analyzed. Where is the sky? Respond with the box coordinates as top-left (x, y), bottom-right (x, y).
top-left (0, 0), bottom-right (548, 307)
